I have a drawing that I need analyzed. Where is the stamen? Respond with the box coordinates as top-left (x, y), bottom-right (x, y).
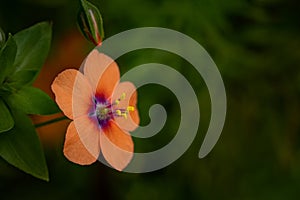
top-left (113, 93), bottom-right (126, 106)
top-left (115, 109), bottom-right (122, 116)
top-left (121, 112), bottom-right (128, 119)
top-left (127, 106), bottom-right (135, 111)
top-left (113, 107), bottom-right (134, 120)
top-left (120, 92), bottom-right (126, 100)
top-left (92, 93), bottom-right (135, 128)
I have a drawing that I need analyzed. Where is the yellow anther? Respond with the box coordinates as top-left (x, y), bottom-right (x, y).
top-left (115, 110), bottom-right (121, 116)
top-left (122, 113), bottom-right (128, 119)
top-left (115, 99), bottom-right (120, 105)
top-left (120, 93), bottom-right (126, 100)
top-left (127, 106), bottom-right (135, 111)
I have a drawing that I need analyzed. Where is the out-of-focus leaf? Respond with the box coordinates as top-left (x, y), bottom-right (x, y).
top-left (12, 22), bottom-right (52, 83)
top-left (5, 86), bottom-right (60, 115)
top-left (0, 84), bottom-right (14, 96)
top-left (0, 108), bottom-right (48, 181)
top-left (0, 34), bottom-right (17, 84)
top-left (0, 98), bottom-right (14, 133)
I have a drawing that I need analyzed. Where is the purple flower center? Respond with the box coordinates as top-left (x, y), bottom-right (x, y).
top-left (88, 93), bottom-right (134, 129)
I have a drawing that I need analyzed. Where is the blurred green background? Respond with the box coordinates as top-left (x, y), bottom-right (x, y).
top-left (1, 0), bottom-right (300, 199)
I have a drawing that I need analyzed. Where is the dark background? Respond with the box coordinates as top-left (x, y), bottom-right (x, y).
top-left (1, 0), bottom-right (300, 199)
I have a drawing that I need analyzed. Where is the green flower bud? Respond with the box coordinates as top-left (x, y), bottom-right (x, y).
top-left (0, 27), bottom-right (6, 49)
top-left (77, 0), bottom-right (104, 46)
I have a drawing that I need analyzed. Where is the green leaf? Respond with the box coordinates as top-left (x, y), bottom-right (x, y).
top-left (0, 83), bottom-right (14, 96)
top-left (12, 21), bottom-right (52, 83)
top-left (5, 86), bottom-right (60, 115)
top-left (0, 108), bottom-right (48, 181)
top-left (0, 98), bottom-right (14, 133)
top-left (0, 34), bottom-right (17, 84)
top-left (5, 70), bottom-right (37, 89)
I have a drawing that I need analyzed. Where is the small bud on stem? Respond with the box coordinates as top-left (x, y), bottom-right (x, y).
top-left (0, 27), bottom-right (6, 49)
top-left (77, 0), bottom-right (104, 46)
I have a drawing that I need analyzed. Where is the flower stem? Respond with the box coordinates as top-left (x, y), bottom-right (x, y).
top-left (35, 116), bottom-right (69, 128)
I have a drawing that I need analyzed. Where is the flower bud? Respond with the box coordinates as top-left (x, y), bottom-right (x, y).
top-left (0, 27), bottom-right (6, 49)
top-left (77, 0), bottom-right (104, 46)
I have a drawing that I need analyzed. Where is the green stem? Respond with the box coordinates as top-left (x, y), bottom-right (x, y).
top-left (35, 116), bottom-right (69, 128)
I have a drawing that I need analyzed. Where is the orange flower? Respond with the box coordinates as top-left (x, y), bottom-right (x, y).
top-left (51, 49), bottom-right (139, 171)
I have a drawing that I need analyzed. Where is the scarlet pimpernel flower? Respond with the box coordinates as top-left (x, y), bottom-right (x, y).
top-left (51, 49), bottom-right (139, 171)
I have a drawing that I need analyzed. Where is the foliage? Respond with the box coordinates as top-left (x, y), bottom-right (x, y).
top-left (0, 22), bottom-right (59, 181)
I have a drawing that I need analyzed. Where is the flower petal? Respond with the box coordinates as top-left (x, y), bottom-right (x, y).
top-left (73, 115), bottom-right (101, 160)
top-left (112, 81), bottom-right (140, 131)
top-left (100, 121), bottom-right (134, 171)
top-left (51, 69), bottom-right (93, 119)
top-left (63, 121), bottom-right (100, 165)
top-left (82, 49), bottom-right (120, 98)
